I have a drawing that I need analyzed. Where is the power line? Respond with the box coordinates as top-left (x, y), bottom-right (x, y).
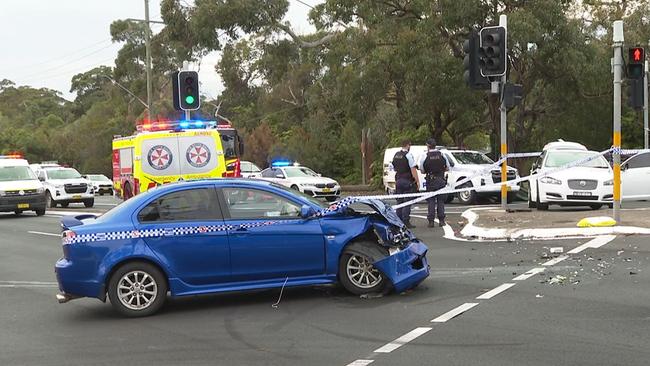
top-left (3, 38), bottom-right (113, 73)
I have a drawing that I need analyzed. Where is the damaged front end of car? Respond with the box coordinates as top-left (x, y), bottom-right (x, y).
top-left (327, 198), bottom-right (430, 293)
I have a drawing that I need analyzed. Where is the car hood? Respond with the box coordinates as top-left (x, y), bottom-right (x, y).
top-left (327, 198), bottom-right (403, 228)
top-left (48, 178), bottom-right (89, 185)
top-left (289, 176), bottom-right (338, 185)
top-left (0, 180), bottom-right (43, 191)
top-left (543, 166), bottom-right (612, 180)
top-left (454, 164), bottom-right (517, 173)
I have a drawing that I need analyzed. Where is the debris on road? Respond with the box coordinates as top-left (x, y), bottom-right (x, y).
top-left (535, 294), bottom-right (544, 298)
top-left (548, 275), bottom-right (567, 285)
top-left (550, 247), bottom-right (564, 254)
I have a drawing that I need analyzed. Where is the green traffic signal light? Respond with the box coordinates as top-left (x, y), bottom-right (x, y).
top-left (185, 95), bottom-right (195, 104)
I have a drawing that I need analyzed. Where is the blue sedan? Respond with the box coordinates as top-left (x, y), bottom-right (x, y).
top-left (55, 179), bottom-right (429, 317)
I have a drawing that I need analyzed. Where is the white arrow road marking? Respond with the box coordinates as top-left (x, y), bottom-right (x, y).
top-left (567, 235), bottom-right (617, 254)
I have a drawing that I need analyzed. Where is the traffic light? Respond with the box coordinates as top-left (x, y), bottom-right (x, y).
top-left (478, 26), bottom-right (507, 77)
top-left (627, 47), bottom-right (645, 110)
top-left (503, 83), bottom-right (523, 109)
top-left (172, 70), bottom-right (200, 111)
top-left (628, 78), bottom-right (644, 110)
top-left (463, 31), bottom-right (490, 90)
top-left (628, 47), bottom-right (645, 79)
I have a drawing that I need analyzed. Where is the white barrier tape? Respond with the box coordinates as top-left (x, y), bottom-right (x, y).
top-left (390, 147), bottom-right (614, 210)
top-left (505, 152), bottom-right (542, 158)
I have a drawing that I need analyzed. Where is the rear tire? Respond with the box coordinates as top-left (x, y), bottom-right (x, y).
top-left (339, 242), bottom-right (388, 296)
top-left (14, 210), bottom-right (22, 216)
top-left (84, 199), bottom-right (94, 208)
top-left (35, 209), bottom-right (45, 216)
top-left (445, 194), bottom-right (454, 204)
top-left (291, 185), bottom-right (299, 191)
top-left (108, 261), bottom-right (167, 317)
top-left (60, 203), bottom-right (69, 208)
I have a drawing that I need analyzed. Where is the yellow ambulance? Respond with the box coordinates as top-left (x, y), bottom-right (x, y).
top-left (112, 120), bottom-right (243, 199)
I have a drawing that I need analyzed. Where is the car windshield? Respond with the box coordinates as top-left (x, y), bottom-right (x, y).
top-left (283, 167), bottom-right (317, 178)
top-left (87, 174), bottom-right (109, 181)
top-left (242, 162), bottom-right (260, 172)
top-left (0, 166), bottom-right (37, 181)
top-left (220, 130), bottom-right (238, 159)
top-left (48, 168), bottom-right (82, 179)
top-left (451, 152), bottom-right (494, 164)
top-left (270, 183), bottom-right (329, 209)
top-left (544, 151), bottom-right (610, 168)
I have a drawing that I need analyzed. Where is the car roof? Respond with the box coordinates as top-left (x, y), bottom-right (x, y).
top-left (0, 158), bottom-right (29, 167)
top-left (543, 140), bottom-right (587, 151)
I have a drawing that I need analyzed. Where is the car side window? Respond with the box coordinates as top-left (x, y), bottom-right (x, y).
top-left (261, 169), bottom-right (275, 178)
top-left (38, 171), bottom-right (46, 180)
top-left (625, 152), bottom-right (650, 169)
top-left (222, 188), bottom-right (301, 219)
top-left (138, 188), bottom-right (222, 222)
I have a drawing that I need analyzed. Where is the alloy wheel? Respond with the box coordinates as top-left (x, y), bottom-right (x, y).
top-left (346, 255), bottom-right (382, 289)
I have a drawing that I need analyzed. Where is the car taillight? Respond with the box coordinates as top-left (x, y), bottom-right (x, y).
top-left (134, 178), bottom-right (140, 195)
top-left (62, 230), bottom-right (76, 244)
top-left (147, 182), bottom-right (157, 190)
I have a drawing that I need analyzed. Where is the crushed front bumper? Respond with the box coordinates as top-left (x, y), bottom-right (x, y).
top-left (373, 240), bottom-right (429, 293)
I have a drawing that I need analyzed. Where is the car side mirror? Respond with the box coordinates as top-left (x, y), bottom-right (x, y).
top-left (449, 161), bottom-right (455, 168)
top-left (38, 176), bottom-right (45, 182)
top-left (621, 164), bottom-right (627, 171)
top-left (317, 173), bottom-right (322, 177)
top-left (81, 175), bottom-right (87, 179)
top-left (300, 205), bottom-right (316, 218)
top-left (239, 141), bottom-right (245, 156)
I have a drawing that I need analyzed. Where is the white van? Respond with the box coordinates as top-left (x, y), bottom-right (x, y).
top-left (0, 156), bottom-right (47, 216)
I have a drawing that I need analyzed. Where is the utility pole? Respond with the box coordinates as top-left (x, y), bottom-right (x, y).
top-left (498, 15), bottom-right (508, 211)
top-left (144, 0), bottom-right (154, 120)
top-left (612, 20), bottom-right (624, 224)
top-left (643, 57), bottom-right (650, 150)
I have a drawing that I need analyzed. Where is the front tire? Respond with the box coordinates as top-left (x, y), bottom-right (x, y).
top-left (457, 181), bottom-right (476, 205)
top-left (60, 202), bottom-right (69, 208)
top-left (84, 199), bottom-right (94, 208)
top-left (108, 262), bottom-right (167, 317)
top-left (590, 204), bottom-right (603, 210)
top-left (536, 183), bottom-right (549, 211)
top-left (46, 192), bottom-right (56, 208)
top-left (35, 208), bottom-right (45, 216)
top-left (339, 244), bottom-right (387, 296)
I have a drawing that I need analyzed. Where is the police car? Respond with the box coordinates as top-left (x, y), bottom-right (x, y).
top-left (84, 174), bottom-right (114, 196)
top-left (383, 146), bottom-right (520, 204)
top-left (528, 141), bottom-right (613, 210)
top-left (258, 162), bottom-right (341, 202)
top-left (0, 155), bottom-right (47, 216)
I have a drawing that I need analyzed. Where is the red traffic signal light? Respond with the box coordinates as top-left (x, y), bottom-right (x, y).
top-left (629, 47), bottom-right (644, 64)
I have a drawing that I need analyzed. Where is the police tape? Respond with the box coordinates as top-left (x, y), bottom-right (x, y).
top-left (365, 147), bottom-right (614, 210)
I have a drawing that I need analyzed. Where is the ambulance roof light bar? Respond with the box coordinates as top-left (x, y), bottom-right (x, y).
top-left (0, 154), bottom-right (24, 159)
top-left (137, 120), bottom-right (218, 133)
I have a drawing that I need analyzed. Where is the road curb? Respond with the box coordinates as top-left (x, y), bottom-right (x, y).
top-left (459, 207), bottom-right (650, 241)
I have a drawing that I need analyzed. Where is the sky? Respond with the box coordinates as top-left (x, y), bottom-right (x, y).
top-left (0, 0), bottom-right (319, 101)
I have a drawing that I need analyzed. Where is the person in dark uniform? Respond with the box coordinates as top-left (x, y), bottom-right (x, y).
top-left (419, 138), bottom-right (449, 228)
top-left (392, 140), bottom-right (420, 228)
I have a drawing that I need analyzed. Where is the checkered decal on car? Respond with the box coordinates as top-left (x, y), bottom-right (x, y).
top-left (62, 220), bottom-right (299, 245)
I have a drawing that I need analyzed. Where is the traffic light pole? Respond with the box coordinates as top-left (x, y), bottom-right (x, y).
top-left (612, 20), bottom-right (624, 224)
top-left (643, 61), bottom-right (650, 150)
top-left (499, 15), bottom-right (508, 211)
top-left (144, 0), bottom-right (154, 120)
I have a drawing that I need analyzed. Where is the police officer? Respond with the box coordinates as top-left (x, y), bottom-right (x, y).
top-left (392, 139), bottom-right (420, 228)
top-left (419, 138), bottom-right (449, 228)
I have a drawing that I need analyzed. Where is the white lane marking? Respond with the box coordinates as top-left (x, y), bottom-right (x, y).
top-left (542, 255), bottom-right (569, 266)
top-left (476, 283), bottom-right (516, 300)
top-left (0, 281), bottom-right (58, 288)
top-left (431, 302), bottom-right (479, 323)
top-left (346, 360), bottom-right (374, 366)
top-left (373, 327), bottom-right (432, 353)
top-left (46, 210), bottom-right (104, 217)
top-left (27, 231), bottom-right (60, 237)
top-left (567, 235), bottom-right (616, 254)
top-left (512, 268), bottom-right (545, 281)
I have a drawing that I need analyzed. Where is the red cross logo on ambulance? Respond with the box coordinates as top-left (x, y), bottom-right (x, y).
top-left (186, 143), bottom-right (211, 168)
top-left (147, 145), bottom-right (173, 170)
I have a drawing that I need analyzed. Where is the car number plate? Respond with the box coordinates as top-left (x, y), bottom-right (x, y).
top-left (322, 187), bottom-right (331, 193)
top-left (73, 195), bottom-right (82, 199)
top-left (17, 203), bottom-right (29, 209)
top-left (572, 191), bottom-right (591, 196)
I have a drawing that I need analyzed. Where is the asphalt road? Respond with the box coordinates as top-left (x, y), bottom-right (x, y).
top-left (1, 195), bottom-right (649, 366)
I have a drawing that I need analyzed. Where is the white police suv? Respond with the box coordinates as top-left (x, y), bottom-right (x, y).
top-left (259, 163), bottom-right (341, 202)
top-left (0, 156), bottom-right (47, 216)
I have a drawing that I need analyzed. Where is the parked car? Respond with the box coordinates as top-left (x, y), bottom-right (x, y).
top-left (621, 151), bottom-right (650, 201)
top-left (35, 167), bottom-right (94, 208)
top-left (55, 179), bottom-right (429, 317)
top-left (258, 165), bottom-right (341, 202)
top-left (240, 161), bottom-right (262, 178)
top-left (0, 156), bottom-right (47, 216)
top-left (84, 174), bottom-right (113, 196)
top-left (528, 141), bottom-right (613, 210)
top-left (382, 146), bottom-right (520, 204)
